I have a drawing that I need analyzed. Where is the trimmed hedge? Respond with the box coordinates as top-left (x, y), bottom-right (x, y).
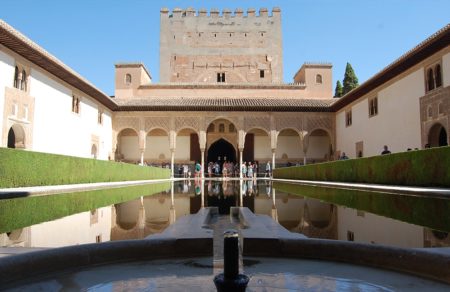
top-left (273, 146), bottom-right (450, 187)
top-left (274, 181), bottom-right (450, 232)
top-left (0, 147), bottom-right (170, 188)
top-left (0, 182), bottom-right (170, 233)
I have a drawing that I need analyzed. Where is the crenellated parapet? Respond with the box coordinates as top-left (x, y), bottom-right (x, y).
top-left (160, 7), bottom-right (281, 18)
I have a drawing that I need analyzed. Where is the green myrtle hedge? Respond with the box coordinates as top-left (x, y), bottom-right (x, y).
top-left (273, 146), bottom-right (450, 187)
top-left (0, 147), bottom-right (170, 188)
top-left (273, 181), bottom-right (450, 232)
top-left (0, 182), bottom-right (170, 233)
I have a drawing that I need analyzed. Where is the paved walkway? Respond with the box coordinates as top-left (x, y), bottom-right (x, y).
top-left (0, 178), bottom-right (176, 199)
top-left (1, 177), bottom-right (449, 200)
top-left (272, 178), bottom-right (450, 198)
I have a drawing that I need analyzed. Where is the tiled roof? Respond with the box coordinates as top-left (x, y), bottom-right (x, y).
top-left (332, 23), bottom-right (450, 111)
top-left (114, 98), bottom-right (337, 112)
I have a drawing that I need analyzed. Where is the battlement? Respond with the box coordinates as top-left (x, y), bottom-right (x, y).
top-left (160, 7), bottom-right (281, 18)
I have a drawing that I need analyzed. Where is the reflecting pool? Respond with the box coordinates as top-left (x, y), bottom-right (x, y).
top-left (1, 179), bottom-right (449, 249)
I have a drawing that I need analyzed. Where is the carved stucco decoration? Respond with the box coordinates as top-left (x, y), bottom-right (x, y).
top-left (145, 117), bottom-right (170, 133)
top-left (175, 116), bottom-right (200, 133)
top-left (205, 115), bottom-right (241, 130)
top-left (244, 116), bottom-right (270, 133)
top-left (275, 115), bottom-right (304, 132)
top-left (114, 117), bottom-right (140, 134)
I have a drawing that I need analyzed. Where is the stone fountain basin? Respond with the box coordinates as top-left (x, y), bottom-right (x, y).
top-left (0, 237), bottom-right (449, 291)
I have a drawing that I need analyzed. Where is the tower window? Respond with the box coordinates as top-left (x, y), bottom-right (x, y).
top-left (260, 70), bottom-right (265, 78)
top-left (125, 74), bottom-right (132, 85)
top-left (316, 74), bottom-right (322, 84)
top-left (219, 124), bottom-right (225, 132)
top-left (217, 72), bottom-right (225, 83)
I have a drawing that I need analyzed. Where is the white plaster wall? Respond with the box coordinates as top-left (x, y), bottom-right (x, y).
top-left (145, 135), bottom-right (171, 160)
top-left (254, 136), bottom-right (271, 160)
top-left (175, 136), bottom-right (190, 160)
top-left (336, 69), bottom-right (424, 158)
top-left (0, 49), bottom-right (15, 141)
top-left (30, 68), bottom-right (112, 159)
top-left (276, 136), bottom-right (302, 159)
top-left (337, 206), bottom-right (423, 248)
top-left (307, 136), bottom-right (330, 160)
top-left (120, 136), bottom-right (140, 160)
top-left (443, 52), bottom-right (450, 87)
top-left (29, 206), bottom-right (112, 247)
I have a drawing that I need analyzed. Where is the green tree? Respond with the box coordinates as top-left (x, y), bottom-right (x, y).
top-left (334, 80), bottom-right (343, 98)
top-left (342, 62), bottom-right (359, 95)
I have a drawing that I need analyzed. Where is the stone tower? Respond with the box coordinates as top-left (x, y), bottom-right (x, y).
top-left (159, 7), bottom-right (283, 84)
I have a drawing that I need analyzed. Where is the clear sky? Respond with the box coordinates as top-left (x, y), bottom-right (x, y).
top-left (1, 0), bottom-right (449, 96)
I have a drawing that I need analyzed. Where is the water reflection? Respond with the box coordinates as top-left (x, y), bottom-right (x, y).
top-left (1, 179), bottom-right (449, 249)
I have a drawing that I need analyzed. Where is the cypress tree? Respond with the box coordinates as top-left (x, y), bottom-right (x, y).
top-left (334, 80), bottom-right (343, 98)
top-left (342, 62), bottom-right (359, 95)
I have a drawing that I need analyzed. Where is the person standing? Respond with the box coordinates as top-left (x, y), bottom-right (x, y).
top-left (265, 161), bottom-right (271, 178)
top-left (241, 162), bottom-right (247, 178)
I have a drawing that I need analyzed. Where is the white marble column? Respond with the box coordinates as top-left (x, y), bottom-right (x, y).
top-left (140, 150), bottom-right (145, 166)
top-left (272, 149), bottom-right (276, 172)
top-left (201, 149), bottom-right (205, 179)
top-left (239, 149), bottom-right (244, 179)
top-left (170, 149), bottom-right (175, 178)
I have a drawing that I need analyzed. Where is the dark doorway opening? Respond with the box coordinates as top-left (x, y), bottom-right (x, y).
top-left (207, 139), bottom-right (236, 163)
top-left (7, 128), bottom-right (15, 148)
top-left (439, 127), bottom-right (448, 146)
top-left (429, 123), bottom-right (448, 147)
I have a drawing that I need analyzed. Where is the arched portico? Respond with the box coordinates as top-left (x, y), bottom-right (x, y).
top-left (306, 128), bottom-right (333, 163)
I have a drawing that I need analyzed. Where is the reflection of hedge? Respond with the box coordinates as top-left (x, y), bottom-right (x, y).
top-left (0, 182), bottom-right (170, 233)
top-left (0, 148), bottom-right (170, 188)
top-left (273, 146), bottom-right (450, 187)
top-left (273, 181), bottom-right (450, 232)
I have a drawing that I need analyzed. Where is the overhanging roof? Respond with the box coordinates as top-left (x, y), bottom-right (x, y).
top-left (331, 24), bottom-right (450, 111)
top-left (114, 98), bottom-right (336, 112)
top-left (0, 19), bottom-right (118, 110)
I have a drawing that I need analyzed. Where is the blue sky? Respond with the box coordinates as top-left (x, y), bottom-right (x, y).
top-left (1, 0), bottom-right (449, 95)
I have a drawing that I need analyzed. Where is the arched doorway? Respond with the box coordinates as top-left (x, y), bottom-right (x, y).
top-left (207, 138), bottom-right (236, 163)
top-left (7, 128), bottom-right (15, 148)
top-left (428, 123), bottom-right (448, 147)
top-left (7, 124), bottom-right (25, 149)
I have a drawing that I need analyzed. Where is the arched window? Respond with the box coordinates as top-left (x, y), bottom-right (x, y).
top-left (125, 74), bottom-right (132, 85)
top-left (435, 64), bottom-right (442, 88)
top-left (427, 68), bottom-right (435, 91)
top-left (21, 70), bottom-right (27, 91)
top-left (219, 123), bottom-right (225, 133)
top-left (13, 66), bottom-right (19, 88)
top-left (316, 74), bottom-right (323, 84)
top-left (207, 124), bottom-right (215, 132)
top-left (229, 124), bottom-right (235, 132)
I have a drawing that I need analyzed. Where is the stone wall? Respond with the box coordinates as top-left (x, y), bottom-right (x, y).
top-left (159, 8), bottom-right (282, 83)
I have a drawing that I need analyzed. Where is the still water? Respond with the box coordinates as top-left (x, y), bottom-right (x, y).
top-left (1, 179), bottom-right (449, 250)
